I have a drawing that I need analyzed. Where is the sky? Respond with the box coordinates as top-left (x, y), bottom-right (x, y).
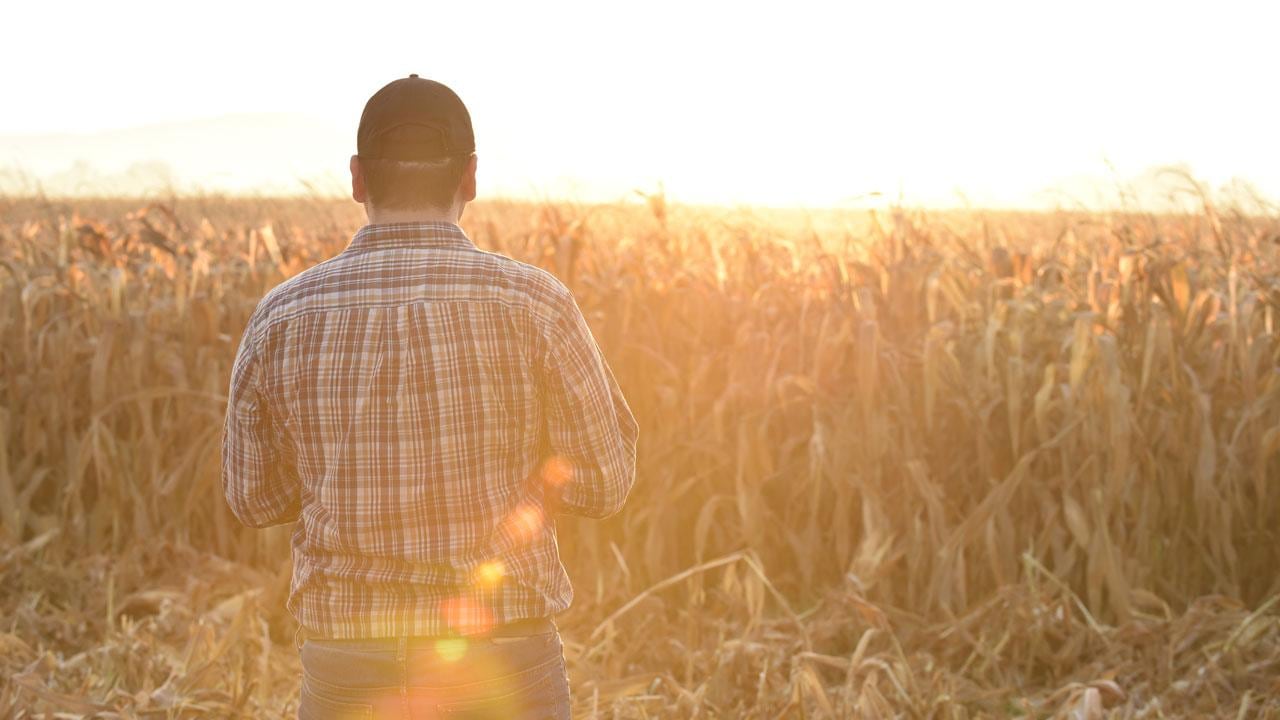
top-left (1, 0), bottom-right (1277, 209)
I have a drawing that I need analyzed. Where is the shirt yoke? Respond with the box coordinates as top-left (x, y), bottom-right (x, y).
top-left (245, 241), bottom-right (574, 349)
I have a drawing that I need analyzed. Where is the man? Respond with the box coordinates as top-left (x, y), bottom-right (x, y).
top-left (222, 75), bottom-right (638, 719)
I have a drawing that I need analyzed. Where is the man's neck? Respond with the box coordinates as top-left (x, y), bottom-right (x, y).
top-left (365, 204), bottom-right (462, 226)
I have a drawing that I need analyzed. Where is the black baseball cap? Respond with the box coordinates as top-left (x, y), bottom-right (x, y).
top-left (357, 75), bottom-right (475, 161)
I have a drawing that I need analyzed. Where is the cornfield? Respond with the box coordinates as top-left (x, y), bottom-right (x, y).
top-left (1, 193), bottom-right (1278, 718)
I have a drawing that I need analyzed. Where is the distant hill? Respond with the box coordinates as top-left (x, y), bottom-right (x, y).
top-left (2, 114), bottom-right (1274, 213)
top-left (0, 113), bottom-right (351, 196)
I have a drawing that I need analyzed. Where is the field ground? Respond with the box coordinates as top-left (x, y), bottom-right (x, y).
top-left (1, 195), bottom-right (1278, 718)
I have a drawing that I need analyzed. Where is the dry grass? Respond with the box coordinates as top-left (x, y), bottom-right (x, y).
top-left (1, 194), bottom-right (1278, 717)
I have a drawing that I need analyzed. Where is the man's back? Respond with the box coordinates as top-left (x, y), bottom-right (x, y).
top-left (223, 221), bottom-right (638, 639)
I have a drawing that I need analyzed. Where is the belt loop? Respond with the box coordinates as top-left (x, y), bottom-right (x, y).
top-left (397, 636), bottom-right (409, 715)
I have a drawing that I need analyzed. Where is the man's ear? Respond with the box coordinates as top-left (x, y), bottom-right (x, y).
top-left (350, 155), bottom-right (368, 204)
top-left (458, 154), bottom-right (478, 203)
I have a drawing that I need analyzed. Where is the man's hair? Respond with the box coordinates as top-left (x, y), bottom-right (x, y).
top-left (361, 155), bottom-right (469, 210)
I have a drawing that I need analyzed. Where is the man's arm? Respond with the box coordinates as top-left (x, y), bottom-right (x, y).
top-left (540, 290), bottom-right (638, 519)
top-left (221, 323), bottom-right (300, 528)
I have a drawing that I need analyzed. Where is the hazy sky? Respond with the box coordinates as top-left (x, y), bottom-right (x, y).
top-left (2, 0), bottom-right (1277, 208)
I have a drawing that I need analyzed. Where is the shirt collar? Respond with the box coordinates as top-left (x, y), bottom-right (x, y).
top-left (346, 221), bottom-right (476, 252)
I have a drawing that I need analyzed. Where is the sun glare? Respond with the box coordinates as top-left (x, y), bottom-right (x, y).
top-left (1, 1), bottom-right (1275, 207)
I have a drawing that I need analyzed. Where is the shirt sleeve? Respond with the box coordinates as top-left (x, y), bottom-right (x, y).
top-left (539, 289), bottom-right (638, 519)
top-left (221, 319), bottom-right (300, 528)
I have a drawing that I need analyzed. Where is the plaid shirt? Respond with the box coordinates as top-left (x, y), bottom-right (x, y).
top-left (222, 222), bottom-right (637, 639)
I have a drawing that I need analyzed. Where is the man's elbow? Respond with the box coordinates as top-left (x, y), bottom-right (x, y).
top-left (234, 509), bottom-right (296, 529)
top-left (577, 461), bottom-right (636, 520)
top-left (224, 486), bottom-right (298, 529)
top-left (226, 500), bottom-right (279, 529)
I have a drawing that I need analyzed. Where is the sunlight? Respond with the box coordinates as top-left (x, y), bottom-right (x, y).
top-left (2, 1), bottom-right (1275, 207)
top-left (6, 1), bottom-right (1280, 716)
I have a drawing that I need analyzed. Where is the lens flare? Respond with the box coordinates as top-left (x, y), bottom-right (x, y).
top-left (434, 637), bottom-right (468, 662)
top-left (439, 596), bottom-right (494, 636)
top-left (541, 456), bottom-right (573, 487)
top-left (474, 560), bottom-right (505, 586)
top-left (503, 504), bottom-right (544, 542)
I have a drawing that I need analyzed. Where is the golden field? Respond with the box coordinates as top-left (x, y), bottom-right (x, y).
top-left (1, 194), bottom-right (1278, 718)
